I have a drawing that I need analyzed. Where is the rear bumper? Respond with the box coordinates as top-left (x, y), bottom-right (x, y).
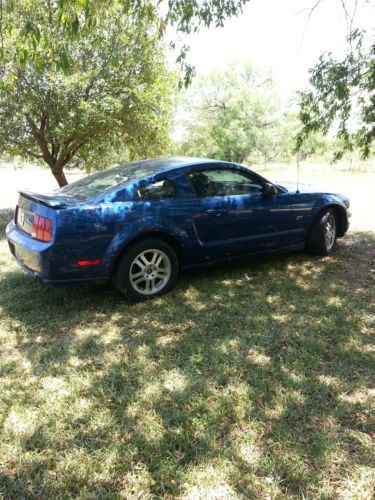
top-left (6, 221), bottom-right (108, 285)
top-left (6, 220), bottom-right (52, 273)
top-left (8, 241), bottom-right (42, 280)
top-left (8, 243), bottom-right (106, 284)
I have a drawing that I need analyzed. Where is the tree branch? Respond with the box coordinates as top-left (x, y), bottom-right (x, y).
top-left (10, 140), bottom-right (44, 159)
top-left (26, 115), bottom-right (55, 167)
top-left (57, 126), bottom-right (105, 168)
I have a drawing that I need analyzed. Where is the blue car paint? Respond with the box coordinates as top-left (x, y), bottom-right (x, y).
top-left (6, 158), bottom-right (350, 284)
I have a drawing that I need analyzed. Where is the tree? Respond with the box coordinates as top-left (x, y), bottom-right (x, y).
top-left (174, 63), bottom-right (281, 165)
top-left (0, 1), bottom-right (175, 187)
top-left (297, 32), bottom-right (375, 160)
top-left (174, 63), bottom-right (333, 167)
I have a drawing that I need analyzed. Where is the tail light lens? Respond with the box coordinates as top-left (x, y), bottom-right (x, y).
top-left (32, 215), bottom-right (53, 242)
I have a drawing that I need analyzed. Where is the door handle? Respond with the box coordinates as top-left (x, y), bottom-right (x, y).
top-left (206, 208), bottom-right (227, 215)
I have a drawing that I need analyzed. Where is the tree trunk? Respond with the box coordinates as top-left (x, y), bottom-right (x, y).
top-left (52, 169), bottom-right (68, 187)
top-left (29, 121), bottom-right (72, 187)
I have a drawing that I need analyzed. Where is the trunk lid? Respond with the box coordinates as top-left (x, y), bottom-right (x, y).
top-left (19, 190), bottom-right (81, 208)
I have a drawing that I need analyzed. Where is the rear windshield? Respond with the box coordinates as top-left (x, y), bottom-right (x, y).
top-left (58, 163), bottom-right (159, 200)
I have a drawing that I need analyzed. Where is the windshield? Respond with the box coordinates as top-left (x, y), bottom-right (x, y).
top-left (57, 163), bottom-right (159, 200)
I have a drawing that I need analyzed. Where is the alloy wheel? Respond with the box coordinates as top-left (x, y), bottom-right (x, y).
top-left (325, 213), bottom-right (336, 251)
top-left (129, 249), bottom-right (171, 295)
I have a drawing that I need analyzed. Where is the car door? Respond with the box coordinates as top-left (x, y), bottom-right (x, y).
top-left (188, 167), bottom-right (295, 257)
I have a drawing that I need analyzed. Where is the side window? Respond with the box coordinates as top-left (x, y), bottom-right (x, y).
top-left (188, 169), bottom-right (263, 198)
top-left (138, 179), bottom-right (177, 200)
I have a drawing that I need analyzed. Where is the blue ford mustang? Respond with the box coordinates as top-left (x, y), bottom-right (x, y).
top-left (6, 157), bottom-right (350, 301)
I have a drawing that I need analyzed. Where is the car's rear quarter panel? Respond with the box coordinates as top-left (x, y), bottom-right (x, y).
top-left (101, 198), bottom-right (204, 274)
top-left (51, 196), bottom-right (200, 282)
top-left (51, 203), bottom-right (134, 281)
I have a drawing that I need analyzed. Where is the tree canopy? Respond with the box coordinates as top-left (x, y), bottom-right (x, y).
top-left (0, 0), bottom-right (253, 186)
top-left (0, 0), bottom-right (175, 186)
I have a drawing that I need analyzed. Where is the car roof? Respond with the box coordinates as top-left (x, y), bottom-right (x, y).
top-left (117, 157), bottom-right (231, 177)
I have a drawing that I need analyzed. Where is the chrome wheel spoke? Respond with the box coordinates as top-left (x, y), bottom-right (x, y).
top-left (131, 270), bottom-right (144, 279)
top-left (134, 258), bottom-right (146, 270)
top-left (154, 254), bottom-right (163, 267)
top-left (139, 254), bottom-right (150, 266)
top-left (133, 275), bottom-right (146, 285)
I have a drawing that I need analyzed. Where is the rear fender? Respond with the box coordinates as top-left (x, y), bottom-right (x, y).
top-left (100, 217), bottom-right (190, 277)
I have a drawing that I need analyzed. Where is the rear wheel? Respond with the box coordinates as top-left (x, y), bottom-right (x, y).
top-left (306, 209), bottom-right (337, 256)
top-left (112, 238), bottom-right (179, 301)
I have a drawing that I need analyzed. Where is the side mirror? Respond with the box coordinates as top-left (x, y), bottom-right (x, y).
top-left (263, 183), bottom-right (278, 196)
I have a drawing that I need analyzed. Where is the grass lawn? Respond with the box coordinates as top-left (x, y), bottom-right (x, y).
top-left (0, 207), bottom-right (374, 498)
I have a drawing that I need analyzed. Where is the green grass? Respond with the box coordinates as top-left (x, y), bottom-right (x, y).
top-left (0, 207), bottom-right (374, 498)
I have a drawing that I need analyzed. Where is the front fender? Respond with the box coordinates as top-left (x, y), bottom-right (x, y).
top-left (309, 195), bottom-right (349, 235)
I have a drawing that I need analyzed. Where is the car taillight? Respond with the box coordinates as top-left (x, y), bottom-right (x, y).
top-left (32, 215), bottom-right (52, 242)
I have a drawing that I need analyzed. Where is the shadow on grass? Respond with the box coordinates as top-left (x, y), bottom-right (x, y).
top-left (0, 208), bottom-right (13, 233)
top-left (0, 209), bottom-right (374, 497)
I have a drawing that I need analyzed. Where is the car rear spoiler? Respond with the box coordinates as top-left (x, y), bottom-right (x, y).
top-left (19, 190), bottom-right (79, 209)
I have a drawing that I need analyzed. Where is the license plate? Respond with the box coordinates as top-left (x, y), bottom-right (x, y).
top-left (17, 208), bottom-right (34, 235)
top-left (18, 208), bottom-right (26, 227)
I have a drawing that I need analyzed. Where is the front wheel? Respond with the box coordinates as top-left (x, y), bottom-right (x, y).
top-left (112, 238), bottom-right (179, 301)
top-left (306, 209), bottom-right (337, 256)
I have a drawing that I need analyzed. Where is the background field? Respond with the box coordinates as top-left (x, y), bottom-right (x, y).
top-left (0, 163), bottom-right (374, 498)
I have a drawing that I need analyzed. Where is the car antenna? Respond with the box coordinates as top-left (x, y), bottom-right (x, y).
top-left (296, 152), bottom-right (300, 194)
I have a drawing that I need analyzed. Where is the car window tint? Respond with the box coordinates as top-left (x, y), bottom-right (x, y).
top-left (58, 164), bottom-right (165, 200)
top-left (138, 180), bottom-right (177, 200)
top-left (188, 169), bottom-right (263, 197)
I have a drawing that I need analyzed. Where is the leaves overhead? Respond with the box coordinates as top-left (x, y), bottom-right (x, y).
top-left (298, 32), bottom-right (375, 160)
top-left (0, 0), bottom-right (251, 81)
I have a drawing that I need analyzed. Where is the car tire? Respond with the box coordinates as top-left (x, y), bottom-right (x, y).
top-left (112, 238), bottom-right (179, 301)
top-left (306, 209), bottom-right (337, 256)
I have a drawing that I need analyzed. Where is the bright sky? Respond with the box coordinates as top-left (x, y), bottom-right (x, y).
top-left (178, 0), bottom-right (374, 96)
